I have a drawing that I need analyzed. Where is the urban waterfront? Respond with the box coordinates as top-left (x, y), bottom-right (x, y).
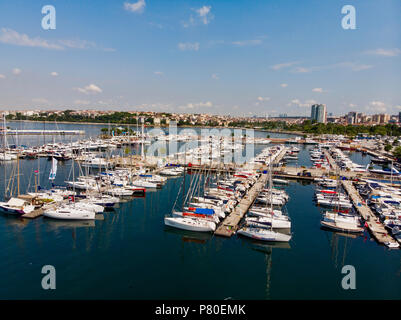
top-left (0, 123), bottom-right (400, 300)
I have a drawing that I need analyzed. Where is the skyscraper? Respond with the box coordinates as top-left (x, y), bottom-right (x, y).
top-left (310, 105), bottom-right (317, 121)
top-left (311, 104), bottom-right (327, 123)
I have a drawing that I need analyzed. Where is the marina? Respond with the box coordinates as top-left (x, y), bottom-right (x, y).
top-left (0, 121), bottom-right (401, 299)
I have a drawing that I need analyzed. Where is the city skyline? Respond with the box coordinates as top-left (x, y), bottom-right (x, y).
top-left (0, 0), bottom-right (400, 116)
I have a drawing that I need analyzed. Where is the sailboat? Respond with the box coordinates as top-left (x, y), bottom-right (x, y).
top-left (238, 157), bottom-right (292, 242)
top-left (0, 115), bottom-right (17, 161)
top-left (164, 150), bottom-right (216, 233)
top-left (0, 132), bottom-right (35, 215)
top-left (43, 154), bottom-right (95, 220)
top-left (320, 173), bottom-right (364, 233)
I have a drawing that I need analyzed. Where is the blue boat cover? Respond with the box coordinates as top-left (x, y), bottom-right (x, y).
top-left (195, 208), bottom-right (215, 215)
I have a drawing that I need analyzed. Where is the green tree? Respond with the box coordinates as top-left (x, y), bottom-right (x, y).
top-left (384, 144), bottom-right (392, 152)
top-left (393, 146), bottom-right (401, 159)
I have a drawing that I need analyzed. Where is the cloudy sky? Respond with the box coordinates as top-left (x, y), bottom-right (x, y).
top-left (0, 0), bottom-right (400, 116)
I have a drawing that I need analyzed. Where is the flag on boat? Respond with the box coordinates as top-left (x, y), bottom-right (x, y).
top-left (49, 157), bottom-right (58, 180)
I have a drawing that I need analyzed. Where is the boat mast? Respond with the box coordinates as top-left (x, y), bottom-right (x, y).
top-left (3, 114), bottom-right (6, 200)
top-left (182, 145), bottom-right (186, 212)
top-left (17, 142), bottom-right (20, 197)
top-left (269, 156), bottom-right (273, 230)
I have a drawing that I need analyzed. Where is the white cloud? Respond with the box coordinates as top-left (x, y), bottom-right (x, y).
top-left (293, 67), bottom-right (312, 73)
top-left (365, 48), bottom-right (401, 57)
top-left (12, 68), bottom-right (21, 75)
top-left (182, 101), bottom-right (213, 109)
top-left (183, 6), bottom-right (213, 27)
top-left (124, 0), bottom-right (146, 14)
top-left (76, 84), bottom-right (103, 95)
top-left (153, 71), bottom-right (164, 76)
top-left (337, 62), bottom-right (372, 71)
top-left (0, 74), bottom-right (5, 79)
top-left (58, 39), bottom-right (96, 49)
top-left (0, 28), bottom-right (63, 50)
top-left (178, 42), bottom-right (200, 51)
top-left (288, 99), bottom-right (317, 107)
top-left (292, 62), bottom-right (372, 73)
top-left (280, 83), bottom-right (288, 88)
top-left (366, 101), bottom-right (387, 113)
top-left (211, 73), bottom-right (219, 80)
top-left (271, 61), bottom-right (299, 70)
top-left (196, 6), bottom-right (213, 25)
top-left (74, 100), bottom-right (91, 105)
top-left (0, 28), bottom-right (113, 52)
top-left (50, 72), bottom-right (58, 76)
top-left (257, 97), bottom-right (270, 102)
top-left (312, 88), bottom-right (324, 93)
top-left (231, 39), bottom-right (262, 46)
top-left (32, 98), bottom-right (48, 104)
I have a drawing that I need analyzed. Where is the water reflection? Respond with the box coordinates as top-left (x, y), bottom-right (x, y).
top-left (164, 226), bottom-right (213, 244)
top-left (42, 219), bottom-right (96, 229)
top-left (323, 230), bottom-right (360, 270)
top-left (241, 237), bottom-right (291, 299)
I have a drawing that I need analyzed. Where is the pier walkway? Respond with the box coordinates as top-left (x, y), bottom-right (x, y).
top-left (214, 148), bottom-right (287, 237)
top-left (214, 174), bottom-right (268, 237)
top-left (341, 180), bottom-right (398, 246)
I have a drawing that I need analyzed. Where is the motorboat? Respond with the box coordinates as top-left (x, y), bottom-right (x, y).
top-left (0, 197), bottom-right (35, 215)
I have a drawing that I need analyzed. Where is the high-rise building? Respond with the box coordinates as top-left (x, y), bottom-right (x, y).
top-left (310, 105), bottom-right (317, 121)
top-left (398, 111), bottom-right (401, 123)
top-left (311, 104), bottom-right (327, 123)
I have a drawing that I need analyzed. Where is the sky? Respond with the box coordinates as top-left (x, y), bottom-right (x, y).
top-left (0, 0), bottom-right (400, 117)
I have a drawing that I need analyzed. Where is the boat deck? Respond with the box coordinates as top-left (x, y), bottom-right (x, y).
top-left (341, 180), bottom-right (398, 246)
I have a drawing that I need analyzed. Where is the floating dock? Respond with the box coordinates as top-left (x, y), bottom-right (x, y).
top-left (214, 148), bottom-right (287, 237)
top-left (214, 174), bottom-right (268, 237)
top-left (341, 180), bottom-right (398, 246)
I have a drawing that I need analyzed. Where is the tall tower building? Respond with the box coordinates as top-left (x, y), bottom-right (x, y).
top-left (311, 104), bottom-right (327, 123)
top-left (310, 105), bottom-right (317, 121)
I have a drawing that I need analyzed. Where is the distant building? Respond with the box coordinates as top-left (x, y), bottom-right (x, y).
top-left (311, 104), bottom-right (327, 123)
top-left (310, 105), bottom-right (317, 121)
top-left (398, 111), bottom-right (401, 123)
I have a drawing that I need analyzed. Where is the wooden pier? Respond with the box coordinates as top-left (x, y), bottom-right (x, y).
top-left (214, 174), bottom-right (268, 237)
top-left (214, 148), bottom-right (287, 237)
top-left (341, 180), bottom-right (398, 246)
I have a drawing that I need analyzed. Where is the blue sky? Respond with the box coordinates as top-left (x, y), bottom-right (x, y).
top-left (0, 0), bottom-right (400, 116)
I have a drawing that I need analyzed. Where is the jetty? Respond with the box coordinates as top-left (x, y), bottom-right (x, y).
top-left (341, 180), bottom-right (398, 246)
top-left (214, 174), bottom-right (268, 237)
top-left (1, 129), bottom-right (85, 136)
top-left (214, 148), bottom-right (287, 237)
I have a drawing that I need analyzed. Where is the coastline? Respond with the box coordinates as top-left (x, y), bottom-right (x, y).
top-left (8, 119), bottom-right (303, 136)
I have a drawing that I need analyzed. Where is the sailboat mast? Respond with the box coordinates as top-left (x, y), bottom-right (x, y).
top-left (269, 156), bottom-right (273, 230)
top-left (3, 114), bottom-right (6, 200)
top-left (182, 145), bottom-right (186, 211)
